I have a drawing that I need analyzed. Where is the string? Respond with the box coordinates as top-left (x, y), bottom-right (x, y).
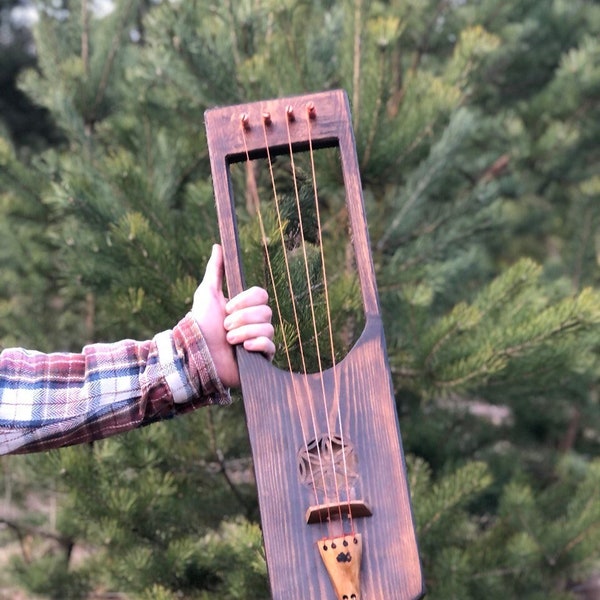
top-left (259, 115), bottom-right (337, 524)
top-left (240, 102), bottom-right (357, 535)
top-left (282, 108), bottom-right (348, 527)
top-left (304, 108), bottom-right (355, 535)
top-left (239, 118), bottom-right (324, 520)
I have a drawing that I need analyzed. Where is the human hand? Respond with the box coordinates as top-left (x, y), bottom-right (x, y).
top-left (192, 244), bottom-right (275, 388)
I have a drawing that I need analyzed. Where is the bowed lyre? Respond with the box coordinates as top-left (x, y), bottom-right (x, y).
top-left (205, 90), bottom-right (424, 600)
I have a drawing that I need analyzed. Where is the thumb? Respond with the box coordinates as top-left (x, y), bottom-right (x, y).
top-left (202, 244), bottom-right (224, 293)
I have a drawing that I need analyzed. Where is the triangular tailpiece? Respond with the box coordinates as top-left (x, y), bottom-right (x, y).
top-left (318, 533), bottom-right (363, 600)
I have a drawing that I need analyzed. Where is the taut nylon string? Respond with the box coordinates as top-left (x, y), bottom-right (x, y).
top-left (260, 112), bottom-right (342, 525)
top-left (240, 101), bottom-right (356, 534)
top-left (304, 107), bottom-right (355, 534)
top-left (239, 116), bottom-right (325, 519)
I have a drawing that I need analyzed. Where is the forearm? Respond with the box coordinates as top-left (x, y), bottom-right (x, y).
top-left (0, 314), bottom-right (229, 455)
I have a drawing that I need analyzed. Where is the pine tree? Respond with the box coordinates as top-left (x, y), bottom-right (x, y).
top-left (0, 1), bottom-right (599, 598)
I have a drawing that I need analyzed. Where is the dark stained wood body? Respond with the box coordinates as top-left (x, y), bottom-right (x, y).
top-left (205, 90), bottom-right (424, 600)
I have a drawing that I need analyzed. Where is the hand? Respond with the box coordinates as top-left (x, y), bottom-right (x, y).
top-left (191, 244), bottom-right (275, 388)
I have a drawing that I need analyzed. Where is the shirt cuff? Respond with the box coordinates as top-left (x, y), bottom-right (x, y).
top-left (156, 313), bottom-right (231, 406)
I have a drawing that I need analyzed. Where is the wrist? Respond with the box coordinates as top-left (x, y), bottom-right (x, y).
top-left (170, 314), bottom-right (231, 405)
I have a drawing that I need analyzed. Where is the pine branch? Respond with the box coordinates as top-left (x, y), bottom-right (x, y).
top-left (81, 0), bottom-right (90, 76)
top-left (417, 461), bottom-right (492, 536)
top-left (409, 0), bottom-right (451, 75)
top-left (351, 0), bottom-right (363, 132)
top-left (361, 49), bottom-right (387, 169)
top-left (206, 409), bottom-right (254, 519)
top-left (561, 521), bottom-right (600, 558)
top-left (0, 517), bottom-right (74, 564)
top-left (92, 0), bottom-right (138, 123)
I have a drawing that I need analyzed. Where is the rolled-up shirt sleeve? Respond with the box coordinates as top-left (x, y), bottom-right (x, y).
top-left (0, 313), bottom-right (230, 455)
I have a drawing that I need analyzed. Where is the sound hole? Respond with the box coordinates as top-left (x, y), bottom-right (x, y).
top-left (229, 145), bottom-right (365, 374)
top-left (297, 433), bottom-right (358, 495)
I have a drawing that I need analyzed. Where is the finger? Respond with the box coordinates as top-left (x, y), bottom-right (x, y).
top-left (243, 336), bottom-right (276, 360)
top-left (202, 244), bottom-right (224, 293)
top-left (224, 305), bottom-right (272, 331)
top-left (226, 286), bottom-right (269, 314)
top-left (226, 323), bottom-right (275, 346)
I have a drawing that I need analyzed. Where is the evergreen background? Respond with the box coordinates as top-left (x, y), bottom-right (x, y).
top-left (1, 0), bottom-right (599, 598)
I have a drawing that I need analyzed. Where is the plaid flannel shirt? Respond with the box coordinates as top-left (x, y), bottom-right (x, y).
top-left (0, 313), bottom-right (230, 455)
